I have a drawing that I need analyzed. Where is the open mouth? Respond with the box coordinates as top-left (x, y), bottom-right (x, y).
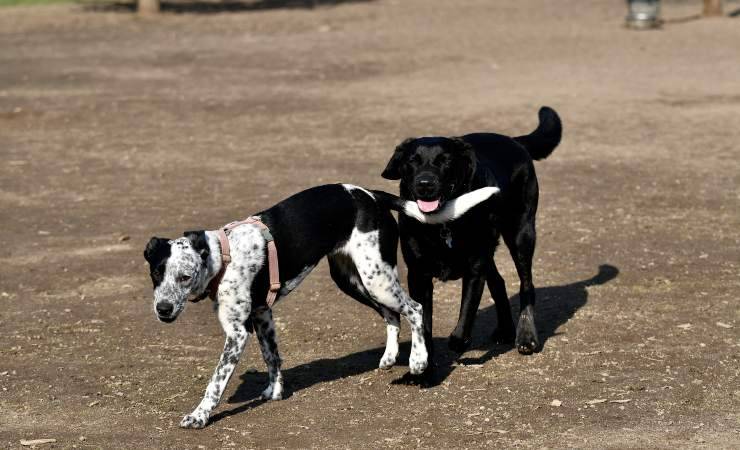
top-left (416, 198), bottom-right (441, 213)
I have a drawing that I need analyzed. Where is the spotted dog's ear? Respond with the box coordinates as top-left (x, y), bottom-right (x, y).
top-left (184, 230), bottom-right (210, 262)
top-left (382, 137), bottom-right (416, 180)
top-left (144, 237), bottom-right (170, 264)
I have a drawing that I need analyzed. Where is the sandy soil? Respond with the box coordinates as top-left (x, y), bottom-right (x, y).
top-left (1, 0), bottom-right (739, 448)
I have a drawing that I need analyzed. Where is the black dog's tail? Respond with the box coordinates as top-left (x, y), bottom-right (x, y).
top-left (371, 187), bottom-right (499, 224)
top-left (514, 106), bottom-right (562, 161)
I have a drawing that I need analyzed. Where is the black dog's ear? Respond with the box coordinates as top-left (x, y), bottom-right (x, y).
top-left (184, 230), bottom-right (210, 262)
top-left (144, 237), bottom-right (170, 264)
top-left (382, 138), bottom-right (416, 180)
top-left (450, 137), bottom-right (477, 188)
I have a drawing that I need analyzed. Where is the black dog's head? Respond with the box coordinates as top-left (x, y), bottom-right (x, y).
top-left (143, 231), bottom-right (211, 323)
top-left (382, 137), bottom-right (476, 213)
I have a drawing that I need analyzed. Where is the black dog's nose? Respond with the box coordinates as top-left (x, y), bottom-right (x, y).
top-left (415, 176), bottom-right (438, 197)
top-left (156, 302), bottom-right (174, 316)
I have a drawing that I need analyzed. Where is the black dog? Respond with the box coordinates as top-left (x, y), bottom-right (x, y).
top-left (381, 107), bottom-right (562, 358)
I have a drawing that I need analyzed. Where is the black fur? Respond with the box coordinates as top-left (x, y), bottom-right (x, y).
top-left (184, 230), bottom-right (211, 262)
top-left (249, 185), bottom-right (401, 311)
top-left (381, 106), bottom-right (562, 358)
top-left (513, 107), bottom-right (562, 160)
top-left (144, 237), bottom-right (171, 288)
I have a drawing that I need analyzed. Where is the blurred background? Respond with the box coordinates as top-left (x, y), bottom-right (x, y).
top-left (1, 0), bottom-right (738, 448)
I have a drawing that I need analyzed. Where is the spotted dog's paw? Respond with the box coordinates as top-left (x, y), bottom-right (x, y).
top-left (378, 352), bottom-right (397, 370)
top-left (179, 410), bottom-right (209, 429)
top-left (408, 348), bottom-right (428, 375)
top-left (260, 384), bottom-right (283, 401)
top-left (515, 315), bottom-right (539, 355)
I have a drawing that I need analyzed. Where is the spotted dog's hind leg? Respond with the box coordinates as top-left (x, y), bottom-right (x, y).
top-left (379, 308), bottom-right (400, 370)
top-left (346, 229), bottom-right (428, 375)
top-left (396, 296), bottom-right (427, 375)
top-left (180, 297), bottom-right (251, 429)
top-left (252, 307), bottom-right (283, 401)
top-left (328, 253), bottom-right (401, 371)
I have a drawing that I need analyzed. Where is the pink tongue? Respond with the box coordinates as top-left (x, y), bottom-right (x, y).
top-left (417, 199), bottom-right (440, 213)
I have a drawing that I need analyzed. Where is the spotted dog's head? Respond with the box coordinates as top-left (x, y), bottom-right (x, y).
top-left (143, 231), bottom-right (211, 323)
top-left (382, 137), bottom-right (477, 213)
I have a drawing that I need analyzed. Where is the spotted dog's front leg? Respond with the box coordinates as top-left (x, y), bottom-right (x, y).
top-left (180, 304), bottom-right (250, 429)
top-left (252, 307), bottom-right (283, 401)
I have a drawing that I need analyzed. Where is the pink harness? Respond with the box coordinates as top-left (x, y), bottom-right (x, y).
top-left (204, 217), bottom-right (280, 308)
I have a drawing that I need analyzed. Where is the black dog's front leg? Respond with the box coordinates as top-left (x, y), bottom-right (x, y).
top-left (449, 264), bottom-right (487, 353)
top-left (408, 269), bottom-right (434, 363)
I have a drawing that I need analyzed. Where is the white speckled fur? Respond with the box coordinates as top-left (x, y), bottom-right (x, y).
top-left (180, 224), bottom-right (266, 429)
top-left (336, 229), bottom-right (427, 374)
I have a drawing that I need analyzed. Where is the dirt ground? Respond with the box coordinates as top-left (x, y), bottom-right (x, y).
top-left (1, 0), bottom-right (739, 448)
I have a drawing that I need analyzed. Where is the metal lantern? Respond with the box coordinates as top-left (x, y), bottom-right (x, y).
top-left (626, 0), bottom-right (661, 29)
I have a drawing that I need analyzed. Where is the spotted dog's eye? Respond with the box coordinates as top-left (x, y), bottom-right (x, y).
top-left (177, 275), bottom-right (192, 283)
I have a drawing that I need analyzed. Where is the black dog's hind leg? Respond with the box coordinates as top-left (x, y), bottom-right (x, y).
top-left (503, 213), bottom-right (539, 354)
top-left (487, 262), bottom-right (516, 344)
top-left (252, 307), bottom-right (283, 401)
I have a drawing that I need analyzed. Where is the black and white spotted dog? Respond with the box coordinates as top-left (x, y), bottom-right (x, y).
top-left (143, 183), bottom-right (497, 428)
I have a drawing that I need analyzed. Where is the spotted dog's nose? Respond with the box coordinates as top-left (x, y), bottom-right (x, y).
top-left (156, 302), bottom-right (174, 317)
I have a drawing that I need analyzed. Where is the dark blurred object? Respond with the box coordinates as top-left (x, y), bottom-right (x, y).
top-left (703, 0), bottom-right (723, 16)
top-left (626, 0), bottom-right (661, 29)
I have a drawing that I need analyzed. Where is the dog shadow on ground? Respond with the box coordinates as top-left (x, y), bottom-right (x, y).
top-left (85, 0), bottom-right (375, 15)
top-left (211, 264), bottom-right (618, 423)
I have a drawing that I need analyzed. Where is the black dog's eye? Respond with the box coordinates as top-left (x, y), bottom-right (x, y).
top-left (409, 154), bottom-right (422, 165)
top-left (177, 275), bottom-right (192, 283)
top-left (433, 155), bottom-right (449, 166)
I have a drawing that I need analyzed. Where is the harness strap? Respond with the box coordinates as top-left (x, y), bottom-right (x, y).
top-left (204, 216), bottom-right (280, 308)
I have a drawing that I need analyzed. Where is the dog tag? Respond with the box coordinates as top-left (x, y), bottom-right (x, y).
top-left (440, 226), bottom-right (453, 248)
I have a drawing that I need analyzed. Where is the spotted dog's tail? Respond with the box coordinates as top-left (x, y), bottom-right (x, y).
top-left (514, 106), bottom-right (562, 161)
top-left (371, 187), bottom-right (499, 225)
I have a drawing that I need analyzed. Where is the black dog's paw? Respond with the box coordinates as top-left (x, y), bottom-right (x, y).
top-left (515, 317), bottom-right (539, 355)
top-left (491, 325), bottom-right (516, 345)
top-left (448, 334), bottom-right (471, 353)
